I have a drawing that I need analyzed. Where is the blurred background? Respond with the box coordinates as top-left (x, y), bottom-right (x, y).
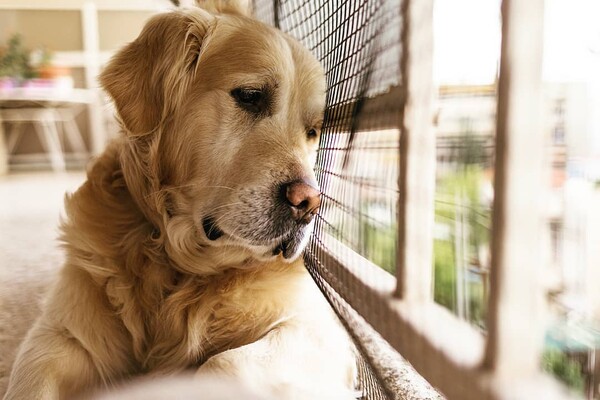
top-left (0, 0), bottom-right (599, 398)
top-left (0, 0), bottom-right (171, 171)
top-left (432, 0), bottom-right (600, 397)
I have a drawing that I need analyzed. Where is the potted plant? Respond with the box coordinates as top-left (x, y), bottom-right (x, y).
top-left (0, 34), bottom-right (37, 86)
top-left (33, 47), bottom-right (70, 79)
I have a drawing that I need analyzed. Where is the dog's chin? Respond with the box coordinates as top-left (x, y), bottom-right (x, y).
top-left (266, 230), bottom-right (310, 262)
top-left (201, 217), bottom-right (313, 263)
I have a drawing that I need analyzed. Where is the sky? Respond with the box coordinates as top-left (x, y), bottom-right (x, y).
top-left (433, 0), bottom-right (600, 85)
top-left (433, 0), bottom-right (502, 85)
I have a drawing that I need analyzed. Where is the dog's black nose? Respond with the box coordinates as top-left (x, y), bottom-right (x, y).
top-left (283, 180), bottom-right (321, 224)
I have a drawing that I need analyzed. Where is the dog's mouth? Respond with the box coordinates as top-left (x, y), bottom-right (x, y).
top-left (270, 234), bottom-right (301, 259)
top-left (202, 217), bottom-right (225, 241)
top-left (201, 216), bottom-right (304, 260)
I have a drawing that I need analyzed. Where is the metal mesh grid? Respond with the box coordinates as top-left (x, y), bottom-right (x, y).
top-left (255, 0), bottom-right (402, 273)
top-left (253, 1), bottom-right (405, 399)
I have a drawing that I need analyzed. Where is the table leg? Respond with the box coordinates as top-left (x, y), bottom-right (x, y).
top-left (0, 117), bottom-right (8, 175)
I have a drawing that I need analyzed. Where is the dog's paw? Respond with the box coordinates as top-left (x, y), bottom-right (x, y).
top-left (196, 354), bottom-right (356, 400)
top-left (196, 351), bottom-right (242, 378)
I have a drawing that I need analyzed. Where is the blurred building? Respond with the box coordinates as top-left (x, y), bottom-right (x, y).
top-left (435, 80), bottom-right (600, 397)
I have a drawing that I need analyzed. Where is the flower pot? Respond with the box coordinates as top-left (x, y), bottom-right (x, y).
top-left (37, 65), bottom-right (71, 79)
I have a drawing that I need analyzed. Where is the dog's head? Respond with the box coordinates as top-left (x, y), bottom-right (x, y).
top-left (100, 6), bottom-right (325, 271)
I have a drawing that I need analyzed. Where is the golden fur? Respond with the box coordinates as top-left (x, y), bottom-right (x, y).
top-left (4, 4), bottom-right (356, 400)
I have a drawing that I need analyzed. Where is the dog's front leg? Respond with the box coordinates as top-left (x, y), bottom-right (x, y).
top-left (4, 266), bottom-right (130, 400)
top-left (196, 322), bottom-right (357, 400)
top-left (4, 321), bottom-right (102, 400)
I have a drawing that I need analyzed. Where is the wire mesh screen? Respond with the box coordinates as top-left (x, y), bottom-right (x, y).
top-left (253, 1), bottom-right (405, 399)
top-left (254, 0), bottom-right (402, 281)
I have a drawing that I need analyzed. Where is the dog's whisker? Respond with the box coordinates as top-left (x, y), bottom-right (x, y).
top-left (144, 183), bottom-right (201, 199)
top-left (206, 202), bottom-right (244, 214)
top-left (217, 245), bottom-right (231, 267)
top-left (203, 185), bottom-right (235, 191)
top-left (211, 212), bottom-right (237, 231)
top-left (219, 219), bottom-right (245, 248)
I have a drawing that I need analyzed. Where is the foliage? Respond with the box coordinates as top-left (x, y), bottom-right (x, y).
top-left (433, 239), bottom-right (456, 311)
top-left (362, 220), bottom-right (396, 274)
top-left (0, 34), bottom-right (37, 80)
top-left (467, 280), bottom-right (486, 328)
top-left (435, 165), bottom-right (490, 251)
top-left (457, 118), bottom-right (489, 166)
top-left (433, 164), bottom-right (491, 328)
top-left (542, 348), bottom-right (585, 394)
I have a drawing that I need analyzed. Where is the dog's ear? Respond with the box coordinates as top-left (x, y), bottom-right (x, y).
top-left (100, 10), bottom-right (215, 136)
top-left (196, 0), bottom-right (252, 16)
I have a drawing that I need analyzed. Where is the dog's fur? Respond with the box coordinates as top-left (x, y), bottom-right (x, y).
top-left (4, 3), bottom-right (356, 400)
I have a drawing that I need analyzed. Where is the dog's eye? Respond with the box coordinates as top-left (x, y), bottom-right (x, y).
top-left (234, 89), bottom-right (262, 104)
top-left (231, 88), bottom-right (265, 114)
top-left (307, 129), bottom-right (319, 139)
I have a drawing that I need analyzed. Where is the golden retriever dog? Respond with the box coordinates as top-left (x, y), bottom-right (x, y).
top-left (3, 2), bottom-right (357, 400)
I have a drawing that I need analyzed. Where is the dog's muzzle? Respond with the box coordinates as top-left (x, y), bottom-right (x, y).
top-left (201, 179), bottom-right (320, 260)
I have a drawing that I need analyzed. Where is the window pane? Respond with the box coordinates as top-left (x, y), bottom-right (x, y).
top-left (433, 89), bottom-right (495, 329)
top-left (317, 128), bottom-right (399, 275)
top-left (432, 0), bottom-right (500, 329)
top-left (269, 0), bottom-right (404, 276)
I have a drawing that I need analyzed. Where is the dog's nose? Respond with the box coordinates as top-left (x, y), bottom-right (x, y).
top-left (284, 180), bottom-right (321, 223)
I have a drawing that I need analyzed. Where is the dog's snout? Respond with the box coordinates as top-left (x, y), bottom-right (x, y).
top-left (283, 180), bottom-right (321, 223)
